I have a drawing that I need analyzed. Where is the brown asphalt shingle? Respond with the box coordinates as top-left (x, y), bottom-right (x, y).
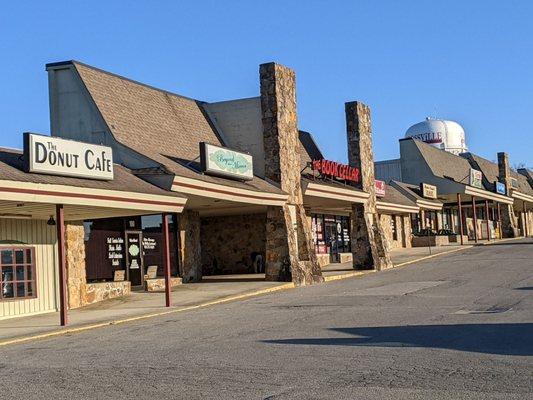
top-left (72, 62), bottom-right (283, 195)
top-left (0, 147), bottom-right (186, 198)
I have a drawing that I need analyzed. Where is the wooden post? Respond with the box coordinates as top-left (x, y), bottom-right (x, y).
top-left (162, 213), bottom-right (172, 307)
top-left (419, 209), bottom-right (425, 230)
top-left (485, 200), bottom-right (490, 241)
top-left (472, 196), bottom-right (478, 243)
top-left (457, 194), bottom-right (464, 245)
top-left (497, 202), bottom-right (502, 239)
top-left (524, 201), bottom-right (529, 237)
top-left (56, 204), bottom-right (68, 326)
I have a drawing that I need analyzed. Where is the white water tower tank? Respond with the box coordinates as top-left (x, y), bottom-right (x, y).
top-left (405, 117), bottom-right (467, 155)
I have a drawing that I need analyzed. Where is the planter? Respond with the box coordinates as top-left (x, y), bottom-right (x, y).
top-left (411, 235), bottom-right (450, 247)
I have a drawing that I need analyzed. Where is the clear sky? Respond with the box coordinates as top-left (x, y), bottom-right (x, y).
top-left (1, 1), bottom-right (532, 167)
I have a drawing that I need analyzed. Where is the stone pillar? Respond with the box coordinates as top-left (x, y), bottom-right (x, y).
top-left (260, 62), bottom-right (322, 285)
top-left (346, 101), bottom-right (392, 270)
top-left (498, 152), bottom-right (518, 237)
top-left (179, 210), bottom-right (202, 283)
top-left (402, 215), bottom-right (412, 248)
top-left (64, 222), bottom-right (86, 309)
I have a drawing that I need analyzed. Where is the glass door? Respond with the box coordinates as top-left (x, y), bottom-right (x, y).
top-left (125, 231), bottom-right (144, 287)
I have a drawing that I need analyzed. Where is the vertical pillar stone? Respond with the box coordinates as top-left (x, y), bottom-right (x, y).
top-left (346, 101), bottom-right (392, 270)
top-left (498, 152), bottom-right (518, 237)
top-left (402, 215), bottom-right (412, 248)
top-left (65, 222), bottom-right (86, 310)
top-left (260, 62), bottom-right (322, 285)
top-left (179, 210), bottom-right (202, 283)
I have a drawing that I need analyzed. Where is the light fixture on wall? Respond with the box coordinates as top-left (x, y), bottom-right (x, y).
top-left (47, 216), bottom-right (56, 226)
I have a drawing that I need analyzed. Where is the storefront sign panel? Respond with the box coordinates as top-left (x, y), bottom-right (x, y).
top-left (311, 159), bottom-right (360, 183)
top-left (421, 183), bottom-right (437, 199)
top-left (200, 142), bottom-right (253, 181)
top-left (495, 181), bottom-right (506, 195)
top-left (375, 180), bottom-right (386, 197)
top-left (24, 133), bottom-right (114, 180)
top-left (469, 168), bottom-right (483, 188)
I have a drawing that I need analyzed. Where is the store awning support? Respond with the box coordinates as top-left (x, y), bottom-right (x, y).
top-left (163, 213), bottom-right (172, 307)
top-left (457, 194), bottom-right (464, 245)
top-left (497, 202), bottom-right (502, 239)
top-left (472, 196), bottom-right (478, 243)
top-left (56, 204), bottom-right (68, 326)
top-left (485, 200), bottom-right (490, 242)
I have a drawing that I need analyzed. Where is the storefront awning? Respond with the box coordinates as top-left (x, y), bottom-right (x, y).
top-left (171, 176), bottom-right (287, 207)
top-left (376, 201), bottom-right (419, 214)
top-left (0, 179), bottom-right (186, 220)
top-left (464, 185), bottom-right (514, 204)
top-left (303, 181), bottom-right (369, 204)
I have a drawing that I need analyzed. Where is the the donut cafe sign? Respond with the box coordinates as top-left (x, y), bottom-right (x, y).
top-left (24, 133), bottom-right (114, 180)
top-left (311, 159), bottom-right (360, 183)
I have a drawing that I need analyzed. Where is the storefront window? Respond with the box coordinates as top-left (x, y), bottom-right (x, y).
top-left (84, 215), bottom-right (179, 283)
top-left (311, 214), bottom-right (351, 258)
top-left (0, 247), bottom-right (36, 300)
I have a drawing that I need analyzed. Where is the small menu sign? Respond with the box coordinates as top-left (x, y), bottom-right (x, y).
top-left (420, 183), bottom-right (437, 199)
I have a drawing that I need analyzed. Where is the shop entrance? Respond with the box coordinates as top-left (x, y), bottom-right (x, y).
top-left (125, 231), bottom-right (144, 287)
top-left (324, 219), bottom-right (341, 263)
top-left (312, 214), bottom-right (351, 264)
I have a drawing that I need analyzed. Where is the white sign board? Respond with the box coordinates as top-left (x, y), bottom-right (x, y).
top-left (24, 133), bottom-right (114, 180)
top-left (420, 183), bottom-right (437, 199)
top-left (469, 168), bottom-right (483, 189)
top-left (200, 142), bottom-right (253, 181)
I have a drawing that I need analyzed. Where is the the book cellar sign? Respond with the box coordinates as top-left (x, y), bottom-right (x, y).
top-left (24, 133), bottom-right (114, 180)
top-left (311, 159), bottom-right (360, 183)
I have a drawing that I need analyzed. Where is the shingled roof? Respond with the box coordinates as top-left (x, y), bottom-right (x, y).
top-left (377, 183), bottom-right (418, 208)
top-left (0, 147), bottom-right (186, 198)
top-left (408, 139), bottom-right (473, 185)
top-left (463, 153), bottom-right (533, 196)
top-left (69, 61), bottom-right (283, 195)
top-left (390, 180), bottom-right (443, 207)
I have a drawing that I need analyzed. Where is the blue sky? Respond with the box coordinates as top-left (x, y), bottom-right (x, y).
top-left (1, 1), bottom-right (532, 167)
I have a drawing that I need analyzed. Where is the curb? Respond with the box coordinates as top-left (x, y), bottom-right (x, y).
top-left (0, 282), bottom-right (295, 348)
top-left (323, 270), bottom-right (375, 282)
top-left (392, 245), bottom-right (473, 269)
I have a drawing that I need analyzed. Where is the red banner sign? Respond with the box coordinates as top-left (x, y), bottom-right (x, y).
top-left (311, 159), bottom-right (360, 183)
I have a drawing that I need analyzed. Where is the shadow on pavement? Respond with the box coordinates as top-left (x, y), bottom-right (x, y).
top-left (262, 323), bottom-right (533, 356)
top-left (515, 286), bottom-right (533, 290)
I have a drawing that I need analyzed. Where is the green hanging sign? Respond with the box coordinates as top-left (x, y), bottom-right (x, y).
top-left (200, 142), bottom-right (254, 181)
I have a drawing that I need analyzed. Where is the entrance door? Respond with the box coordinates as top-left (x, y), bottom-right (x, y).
top-left (324, 220), bottom-right (340, 263)
top-left (125, 231), bottom-right (144, 287)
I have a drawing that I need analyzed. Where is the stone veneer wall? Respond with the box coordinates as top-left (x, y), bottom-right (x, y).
top-left (346, 102), bottom-right (392, 270)
top-left (260, 62), bottom-right (322, 285)
top-left (497, 152), bottom-right (519, 237)
top-left (200, 213), bottom-right (266, 275)
top-left (65, 222), bottom-right (86, 309)
top-left (65, 222), bottom-right (130, 309)
top-left (179, 210), bottom-right (202, 283)
top-left (379, 214), bottom-right (412, 250)
top-left (379, 214), bottom-right (403, 249)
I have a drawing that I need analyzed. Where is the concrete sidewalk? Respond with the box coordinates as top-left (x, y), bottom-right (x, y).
top-left (0, 276), bottom-right (290, 344)
top-left (321, 243), bottom-right (469, 279)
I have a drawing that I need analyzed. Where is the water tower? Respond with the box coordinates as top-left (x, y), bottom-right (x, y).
top-left (405, 117), bottom-right (467, 155)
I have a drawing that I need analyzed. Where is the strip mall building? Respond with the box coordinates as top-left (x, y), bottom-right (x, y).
top-left (1, 60), bottom-right (528, 322)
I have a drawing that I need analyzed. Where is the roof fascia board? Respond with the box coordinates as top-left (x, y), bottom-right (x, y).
top-left (0, 179), bottom-right (187, 213)
top-left (172, 176), bottom-right (287, 206)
